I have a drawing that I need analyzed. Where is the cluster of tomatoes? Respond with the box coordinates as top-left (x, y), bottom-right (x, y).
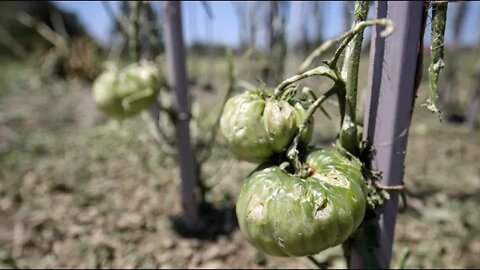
top-left (220, 86), bottom-right (367, 257)
top-left (92, 57), bottom-right (368, 257)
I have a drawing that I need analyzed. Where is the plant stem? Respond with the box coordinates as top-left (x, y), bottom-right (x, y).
top-left (102, 1), bottom-right (130, 35)
top-left (327, 19), bottom-right (393, 70)
top-left (299, 18), bottom-right (394, 74)
top-left (301, 87), bottom-right (339, 133)
top-left (273, 66), bottom-right (338, 98)
top-left (16, 11), bottom-right (69, 52)
top-left (425, 1), bottom-right (448, 120)
top-left (145, 2), bottom-right (165, 57)
top-left (343, 0), bottom-right (369, 121)
top-left (396, 247), bottom-right (411, 269)
top-left (128, 1), bottom-right (142, 62)
top-left (338, 1), bottom-right (370, 156)
top-left (287, 86), bottom-right (338, 177)
top-left (141, 111), bottom-right (176, 156)
top-left (302, 87), bottom-right (332, 120)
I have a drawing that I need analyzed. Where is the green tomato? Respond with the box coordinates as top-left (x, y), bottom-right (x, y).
top-left (236, 148), bottom-right (366, 257)
top-left (219, 89), bottom-right (313, 162)
top-left (92, 67), bottom-right (125, 119)
top-left (92, 61), bottom-right (161, 119)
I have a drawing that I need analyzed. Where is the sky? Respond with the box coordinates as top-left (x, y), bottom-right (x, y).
top-left (53, 1), bottom-right (480, 49)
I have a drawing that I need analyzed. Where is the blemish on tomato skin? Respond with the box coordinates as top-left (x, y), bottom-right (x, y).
top-left (248, 204), bottom-right (265, 221)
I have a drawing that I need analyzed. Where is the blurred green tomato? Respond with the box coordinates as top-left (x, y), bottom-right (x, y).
top-left (92, 61), bottom-right (161, 119)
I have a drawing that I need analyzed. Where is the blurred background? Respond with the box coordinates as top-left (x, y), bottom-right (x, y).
top-left (0, 1), bottom-right (479, 268)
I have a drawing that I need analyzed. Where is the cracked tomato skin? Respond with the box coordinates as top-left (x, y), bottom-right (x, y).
top-left (219, 89), bottom-right (313, 163)
top-left (92, 61), bottom-right (160, 119)
top-left (235, 149), bottom-right (366, 257)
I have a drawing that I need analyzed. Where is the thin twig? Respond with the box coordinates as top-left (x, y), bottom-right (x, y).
top-left (50, 8), bottom-right (69, 40)
top-left (201, 1), bottom-right (214, 19)
top-left (273, 66), bottom-right (338, 98)
top-left (299, 18), bottom-right (394, 74)
top-left (141, 111), bottom-right (176, 155)
top-left (287, 86), bottom-right (339, 177)
top-left (16, 11), bottom-right (68, 51)
top-left (302, 87), bottom-right (332, 120)
top-left (328, 18), bottom-right (393, 70)
top-left (144, 1), bottom-right (163, 57)
top-left (128, 1), bottom-right (142, 62)
top-left (107, 32), bottom-right (126, 61)
top-left (298, 86), bottom-right (338, 142)
top-left (102, 1), bottom-right (130, 35)
top-left (396, 247), bottom-right (411, 269)
top-left (0, 24), bottom-right (28, 58)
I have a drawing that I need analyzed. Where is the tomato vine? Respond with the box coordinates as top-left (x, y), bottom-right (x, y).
top-left (219, 1), bottom-right (399, 264)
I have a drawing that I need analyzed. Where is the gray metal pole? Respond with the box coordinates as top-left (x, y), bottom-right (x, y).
top-left (352, 1), bottom-right (425, 268)
top-left (163, 1), bottom-right (202, 230)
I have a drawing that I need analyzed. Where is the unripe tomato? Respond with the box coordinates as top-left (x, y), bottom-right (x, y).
top-left (236, 149), bottom-right (366, 257)
top-left (219, 88), bottom-right (313, 163)
top-left (93, 66), bottom-right (124, 118)
top-left (92, 61), bottom-right (161, 119)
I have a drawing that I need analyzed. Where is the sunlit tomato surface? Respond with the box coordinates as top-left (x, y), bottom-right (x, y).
top-left (236, 149), bottom-right (366, 257)
top-left (220, 88), bottom-right (313, 163)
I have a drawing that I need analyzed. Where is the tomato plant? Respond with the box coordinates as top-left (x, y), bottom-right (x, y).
top-left (217, 12), bottom-right (396, 260)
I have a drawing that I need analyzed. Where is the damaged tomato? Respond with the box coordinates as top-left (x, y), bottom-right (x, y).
top-left (235, 148), bottom-right (366, 257)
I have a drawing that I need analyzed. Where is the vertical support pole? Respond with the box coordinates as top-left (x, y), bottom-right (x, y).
top-left (351, 1), bottom-right (425, 268)
top-left (163, 1), bottom-right (202, 230)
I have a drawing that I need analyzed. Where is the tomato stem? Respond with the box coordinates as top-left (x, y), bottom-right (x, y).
top-left (299, 19), bottom-right (393, 75)
top-left (287, 86), bottom-right (339, 178)
top-left (328, 19), bottom-right (393, 71)
top-left (128, 1), bottom-right (142, 63)
top-left (273, 66), bottom-right (338, 99)
top-left (294, 16), bottom-right (393, 157)
top-left (337, 1), bottom-right (370, 157)
top-left (423, 1), bottom-right (448, 120)
top-left (302, 87), bottom-right (332, 120)
top-left (140, 111), bottom-right (176, 156)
